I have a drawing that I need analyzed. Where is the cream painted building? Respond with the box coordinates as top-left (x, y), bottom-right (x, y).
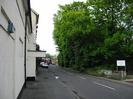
top-left (0, 0), bottom-right (30, 99)
top-left (0, 0), bottom-right (45, 99)
top-left (26, 9), bottom-right (46, 80)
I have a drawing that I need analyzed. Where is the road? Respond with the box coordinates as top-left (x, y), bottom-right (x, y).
top-left (21, 65), bottom-right (133, 99)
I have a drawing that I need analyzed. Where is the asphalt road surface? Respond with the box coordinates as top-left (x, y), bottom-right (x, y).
top-left (21, 65), bottom-right (133, 99)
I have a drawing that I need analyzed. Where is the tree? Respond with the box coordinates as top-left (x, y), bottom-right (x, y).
top-left (53, 1), bottom-right (133, 72)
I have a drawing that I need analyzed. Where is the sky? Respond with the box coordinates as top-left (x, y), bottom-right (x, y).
top-left (31, 0), bottom-right (86, 55)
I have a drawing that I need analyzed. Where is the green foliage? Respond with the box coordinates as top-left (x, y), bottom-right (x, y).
top-left (53, 1), bottom-right (133, 72)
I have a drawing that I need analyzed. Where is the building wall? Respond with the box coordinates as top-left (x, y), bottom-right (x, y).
top-left (31, 11), bottom-right (38, 32)
top-left (26, 11), bottom-right (38, 78)
top-left (0, 22), bottom-right (15, 99)
top-left (27, 55), bottom-right (36, 77)
top-left (0, 0), bottom-right (26, 99)
top-left (26, 27), bottom-right (36, 78)
top-left (13, 0), bottom-right (25, 98)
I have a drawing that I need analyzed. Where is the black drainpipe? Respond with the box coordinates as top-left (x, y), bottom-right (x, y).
top-left (24, 13), bottom-right (27, 87)
top-left (24, 0), bottom-right (32, 87)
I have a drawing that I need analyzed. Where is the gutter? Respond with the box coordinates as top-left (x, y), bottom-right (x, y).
top-left (27, 0), bottom-right (32, 33)
top-left (24, 14), bottom-right (27, 87)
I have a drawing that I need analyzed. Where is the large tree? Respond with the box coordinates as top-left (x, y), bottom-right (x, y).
top-left (53, 0), bottom-right (133, 72)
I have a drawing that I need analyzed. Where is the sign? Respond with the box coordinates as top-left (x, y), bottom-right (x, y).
top-left (117, 60), bottom-right (126, 67)
top-left (28, 51), bottom-right (46, 57)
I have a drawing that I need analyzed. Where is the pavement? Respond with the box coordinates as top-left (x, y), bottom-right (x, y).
top-left (124, 79), bottom-right (133, 84)
top-left (20, 65), bottom-right (133, 99)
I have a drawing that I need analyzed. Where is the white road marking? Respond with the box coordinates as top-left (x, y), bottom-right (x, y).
top-left (79, 76), bottom-right (86, 80)
top-left (94, 82), bottom-right (116, 91)
top-left (55, 76), bottom-right (59, 79)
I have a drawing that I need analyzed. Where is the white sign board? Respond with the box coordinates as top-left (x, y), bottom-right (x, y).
top-left (117, 60), bottom-right (126, 67)
top-left (28, 51), bottom-right (46, 57)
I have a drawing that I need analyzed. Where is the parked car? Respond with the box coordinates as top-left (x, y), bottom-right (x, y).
top-left (40, 62), bottom-right (48, 68)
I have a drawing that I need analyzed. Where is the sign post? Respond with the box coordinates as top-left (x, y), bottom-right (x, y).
top-left (116, 60), bottom-right (126, 79)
